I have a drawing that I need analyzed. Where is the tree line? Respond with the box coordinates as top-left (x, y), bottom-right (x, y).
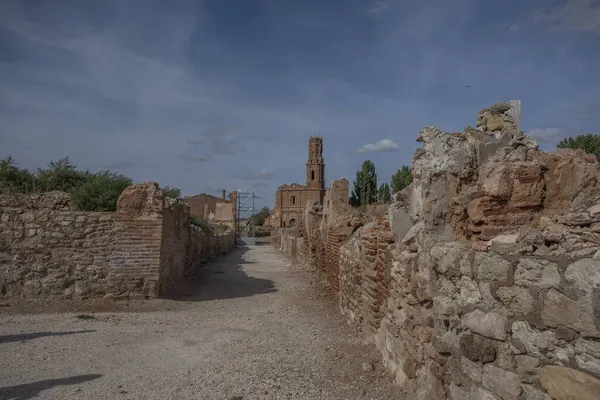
top-left (350, 161), bottom-right (412, 207)
top-left (0, 156), bottom-right (181, 211)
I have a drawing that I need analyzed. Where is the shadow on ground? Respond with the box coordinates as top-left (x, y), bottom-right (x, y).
top-left (0, 330), bottom-right (96, 344)
top-left (0, 374), bottom-right (102, 400)
top-left (164, 245), bottom-right (277, 302)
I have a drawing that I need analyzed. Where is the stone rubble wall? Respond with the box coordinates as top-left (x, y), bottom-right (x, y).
top-left (0, 182), bottom-right (235, 300)
top-left (275, 101), bottom-right (600, 399)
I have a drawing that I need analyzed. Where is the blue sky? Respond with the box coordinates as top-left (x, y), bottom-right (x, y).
top-left (1, 0), bottom-right (600, 210)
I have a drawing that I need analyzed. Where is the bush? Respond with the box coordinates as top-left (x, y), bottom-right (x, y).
top-left (0, 156), bottom-right (38, 194)
top-left (36, 157), bottom-right (89, 193)
top-left (190, 216), bottom-right (215, 233)
top-left (249, 206), bottom-right (270, 227)
top-left (162, 185), bottom-right (182, 199)
top-left (0, 155), bottom-right (183, 212)
top-left (71, 171), bottom-right (133, 211)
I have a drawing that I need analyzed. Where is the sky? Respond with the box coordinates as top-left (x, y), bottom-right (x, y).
top-left (1, 0), bottom-right (600, 210)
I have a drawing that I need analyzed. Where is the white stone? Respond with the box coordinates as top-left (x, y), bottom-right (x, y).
top-left (463, 309), bottom-right (507, 341)
top-left (564, 259), bottom-right (600, 293)
top-left (514, 258), bottom-right (560, 289)
top-left (457, 276), bottom-right (482, 309)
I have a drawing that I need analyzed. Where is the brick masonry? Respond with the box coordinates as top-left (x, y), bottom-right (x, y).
top-left (0, 183), bottom-right (234, 300)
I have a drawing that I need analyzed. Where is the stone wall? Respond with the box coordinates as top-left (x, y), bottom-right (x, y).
top-left (0, 183), bottom-right (235, 300)
top-left (275, 101), bottom-right (600, 399)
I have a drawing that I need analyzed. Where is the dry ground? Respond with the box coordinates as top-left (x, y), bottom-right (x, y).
top-left (0, 243), bottom-right (404, 400)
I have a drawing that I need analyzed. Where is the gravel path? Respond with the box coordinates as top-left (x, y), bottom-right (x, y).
top-left (0, 244), bottom-right (403, 399)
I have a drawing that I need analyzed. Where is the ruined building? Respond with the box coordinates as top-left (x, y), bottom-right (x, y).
top-left (276, 100), bottom-right (600, 400)
top-left (183, 190), bottom-right (237, 229)
top-left (266, 137), bottom-right (328, 228)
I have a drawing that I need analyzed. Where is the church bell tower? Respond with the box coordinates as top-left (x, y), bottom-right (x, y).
top-left (306, 136), bottom-right (325, 190)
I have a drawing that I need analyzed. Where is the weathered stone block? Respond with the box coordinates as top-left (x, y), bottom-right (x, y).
top-left (539, 365), bottom-right (600, 400)
top-left (511, 321), bottom-right (556, 358)
top-left (514, 258), bottom-right (560, 289)
top-left (496, 286), bottom-right (533, 317)
top-left (516, 355), bottom-right (540, 373)
top-left (542, 289), bottom-right (598, 337)
top-left (461, 356), bottom-right (483, 382)
top-left (564, 259), bottom-right (600, 293)
top-left (471, 387), bottom-right (499, 400)
top-left (474, 252), bottom-right (512, 282)
top-left (520, 385), bottom-right (551, 400)
top-left (463, 309), bottom-right (507, 341)
top-left (460, 333), bottom-right (497, 363)
top-left (482, 364), bottom-right (522, 399)
top-left (575, 338), bottom-right (600, 375)
top-left (431, 243), bottom-right (468, 277)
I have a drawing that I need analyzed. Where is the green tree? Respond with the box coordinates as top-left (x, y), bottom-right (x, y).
top-left (0, 156), bottom-right (37, 193)
top-left (557, 134), bottom-right (600, 161)
top-left (350, 160), bottom-right (378, 207)
top-left (250, 206), bottom-right (270, 226)
top-left (162, 185), bottom-right (182, 199)
top-left (36, 157), bottom-right (89, 192)
top-left (391, 165), bottom-right (412, 193)
top-left (71, 171), bottom-right (133, 211)
top-left (378, 183), bottom-right (391, 203)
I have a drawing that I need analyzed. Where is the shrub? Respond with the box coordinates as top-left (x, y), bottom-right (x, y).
top-left (190, 216), bottom-right (215, 233)
top-left (36, 157), bottom-right (89, 193)
top-left (0, 156), bottom-right (38, 194)
top-left (71, 171), bottom-right (133, 211)
top-left (0, 155), bottom-right (182, 212)
top-left (162, 185), bottom-right (182, 199)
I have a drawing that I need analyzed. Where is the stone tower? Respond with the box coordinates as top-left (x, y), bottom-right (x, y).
top-left (306, 136), bottom-right (325, 189)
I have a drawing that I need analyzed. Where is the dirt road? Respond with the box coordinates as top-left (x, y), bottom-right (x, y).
top-left (0, 243), bottom-right (402, 399)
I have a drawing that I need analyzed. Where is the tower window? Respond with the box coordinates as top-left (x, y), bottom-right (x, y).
top-left (291, 196), bottom-right (296, 205)
top-left (311, 170), bottom-right (315, 180)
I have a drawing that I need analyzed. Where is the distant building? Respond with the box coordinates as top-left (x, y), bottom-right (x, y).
top-left (183, 190), bottom-right (236, 229)
top-left (266, 137), bottom-right (328, 228)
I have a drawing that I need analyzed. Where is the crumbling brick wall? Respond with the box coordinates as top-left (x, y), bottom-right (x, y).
top-left (276, 101), bottom-right (600, 399)
top-left (0, 182), bottom-right (235, 300)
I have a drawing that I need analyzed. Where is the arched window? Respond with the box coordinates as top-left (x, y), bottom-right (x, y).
top-left (311, 170), bottom-right (315, 180)
top-left (289, 218), bottom-right (296, 226)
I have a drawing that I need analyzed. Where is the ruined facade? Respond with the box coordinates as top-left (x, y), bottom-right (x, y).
top-left (183, 190), bottom-right (236, 229)
top-left (276, 101), bottom-right (600, 399)
top-left (0, 183), bottom-right (235, 300)
top-left (267, 137), bottom-right (327, 228)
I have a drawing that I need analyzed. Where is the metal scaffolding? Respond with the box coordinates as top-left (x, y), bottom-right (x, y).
top-left (236, 191), bottom-right (256, 245)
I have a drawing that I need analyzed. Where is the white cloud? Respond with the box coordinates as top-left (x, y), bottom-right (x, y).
top-left (528, 127), bottom-right (563, 142)
top-left (247, 169), bottom-right (277, 180)
top-left (357, 139), bottom-right (400, 153)
top-left (534, 0), bottom-right (600, 35)
top-left (367, 1), bottom-right (388, 18)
